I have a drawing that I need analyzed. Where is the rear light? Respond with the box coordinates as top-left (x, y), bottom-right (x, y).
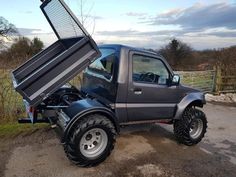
top-left (29, 106), bottom-right (35, 113)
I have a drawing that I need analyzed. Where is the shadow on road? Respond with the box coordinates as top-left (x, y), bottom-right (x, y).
top-left (2, 118), bottom-right (236, 177)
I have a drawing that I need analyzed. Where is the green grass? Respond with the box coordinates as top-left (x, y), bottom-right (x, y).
top-left (0, 123), bottom-right (49, 138)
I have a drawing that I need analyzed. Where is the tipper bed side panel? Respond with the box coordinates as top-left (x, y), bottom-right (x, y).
top-left (12, 40), bottom-right (66, 83)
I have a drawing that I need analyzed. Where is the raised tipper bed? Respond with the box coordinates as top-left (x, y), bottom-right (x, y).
top-left (12, 0), bottom-right (101, 106)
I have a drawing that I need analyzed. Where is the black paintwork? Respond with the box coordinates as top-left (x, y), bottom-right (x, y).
top-left (79, 44), bottom-right (205, 124)
top-left (51, 44), bottom-right (206, 140)
top-left (61, 98), bottom-right (119, 143)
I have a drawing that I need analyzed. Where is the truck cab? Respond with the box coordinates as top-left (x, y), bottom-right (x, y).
top-left (82, 44), bottom-right (204, 123)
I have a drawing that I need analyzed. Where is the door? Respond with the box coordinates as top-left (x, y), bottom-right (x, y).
top-left (127, 52), bottom-right (181, 121)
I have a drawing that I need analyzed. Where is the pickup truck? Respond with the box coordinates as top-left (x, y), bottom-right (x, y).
top-left (12, 0), bottom-right (207, 167)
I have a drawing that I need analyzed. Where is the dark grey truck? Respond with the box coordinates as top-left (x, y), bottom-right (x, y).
top-left (12, 0), bottom-right (207, 167)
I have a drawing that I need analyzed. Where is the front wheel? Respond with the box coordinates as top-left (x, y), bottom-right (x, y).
top-left (64, 114), bottom-right (117, 167)
top-left (174, 107), bottom-right (207, 146)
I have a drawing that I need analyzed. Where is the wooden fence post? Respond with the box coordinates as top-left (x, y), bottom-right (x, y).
top-left (214, 65), bottom-right (222, 94)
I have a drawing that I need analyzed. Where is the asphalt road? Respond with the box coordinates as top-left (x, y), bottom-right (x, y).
top-left (2, 103), bottom-right (236, 177)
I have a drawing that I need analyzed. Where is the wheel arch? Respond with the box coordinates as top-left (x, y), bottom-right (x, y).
top-left (188, 100), bottom-right (204, 108)
top-left (174, 92), bottom-right (206, 120)
top-left (62, 107), bottom-right (119, 143)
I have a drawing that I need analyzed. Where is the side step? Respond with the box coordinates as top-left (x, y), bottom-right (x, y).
top-left (18, 118), bottom-right (49, 124)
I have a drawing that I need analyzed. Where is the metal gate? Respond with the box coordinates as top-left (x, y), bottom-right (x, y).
top-left (175, 70), bottom-right (216, 93)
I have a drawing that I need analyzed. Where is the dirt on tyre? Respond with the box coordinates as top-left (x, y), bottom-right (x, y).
top-left (64, 114), bottom-right (117, 167)
top-left (174, 107), bottom-right (207, 146)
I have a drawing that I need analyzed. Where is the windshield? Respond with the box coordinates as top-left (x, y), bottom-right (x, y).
top-left (87, 48), bottom-right (116, 80)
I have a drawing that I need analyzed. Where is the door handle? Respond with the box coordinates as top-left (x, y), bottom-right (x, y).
top-left (132, 88), bottom-right (142, 95)
top-left (134, 91), bottom-right (142, 95)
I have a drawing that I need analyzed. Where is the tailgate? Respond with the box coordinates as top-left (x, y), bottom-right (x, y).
top-left (12, 0), bottom-right (101, 106)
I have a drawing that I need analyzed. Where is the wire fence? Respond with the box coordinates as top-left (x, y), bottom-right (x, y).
top-left (0, 70), bottom-right (83, 123)
top-left (0, 68), bottom-right (235, 123)
top-left (0, 69), bottom-right (25, 123)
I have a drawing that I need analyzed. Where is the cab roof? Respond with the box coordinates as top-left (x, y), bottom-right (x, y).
top-left (98, 44), bottom-right (161, 57)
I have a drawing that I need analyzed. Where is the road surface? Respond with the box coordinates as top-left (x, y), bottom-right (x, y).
top-left (1, 103), bottom-right (236, 177)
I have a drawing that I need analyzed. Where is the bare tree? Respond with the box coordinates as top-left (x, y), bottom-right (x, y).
top-left (0, 17), bottom-right (18, 47)
top-left (75, 0), bottom-right (96, 35)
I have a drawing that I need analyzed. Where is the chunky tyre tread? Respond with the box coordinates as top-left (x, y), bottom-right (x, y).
top-left (64, 114), bottom-right (116, 167)
top-left (174, 108), bottom-right (207, 146)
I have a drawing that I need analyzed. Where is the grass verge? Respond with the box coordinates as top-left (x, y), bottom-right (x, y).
top-left (0, 123), bottom-right (49, 138)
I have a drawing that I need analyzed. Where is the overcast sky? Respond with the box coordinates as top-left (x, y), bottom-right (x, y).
top-left (1, 0), bottom-right (236, 50)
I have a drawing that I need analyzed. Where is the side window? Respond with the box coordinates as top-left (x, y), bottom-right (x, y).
top-left (87, 49), bottom-right (115, 80)
top-left (132, 54), bottom-right (170, 85)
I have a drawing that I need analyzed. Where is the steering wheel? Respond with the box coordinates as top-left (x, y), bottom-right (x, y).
top-left (140, 72), bottom-right (156, 82)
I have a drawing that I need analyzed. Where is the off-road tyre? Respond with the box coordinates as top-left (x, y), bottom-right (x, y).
top-left (64, 114), bottom-right (117, 167)
top-left (174, 107), bottom-right (207, 146)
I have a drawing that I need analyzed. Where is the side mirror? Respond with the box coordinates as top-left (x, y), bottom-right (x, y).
top-left (172, 74), bottom-right (180, 85)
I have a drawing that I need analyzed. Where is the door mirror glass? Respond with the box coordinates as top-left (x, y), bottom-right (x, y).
top-left (172, 74), bottom-right (180, 85)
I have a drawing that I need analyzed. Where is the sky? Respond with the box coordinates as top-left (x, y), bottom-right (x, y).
top-left (1, 0), bottom-right (236, 50)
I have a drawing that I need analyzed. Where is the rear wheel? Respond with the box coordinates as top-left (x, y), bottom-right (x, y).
top-left (174, 107), bottom-right (207, 146)
top-left (64, 114), bottom-right (116, 167)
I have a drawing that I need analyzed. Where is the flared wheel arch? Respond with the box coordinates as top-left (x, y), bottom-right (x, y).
top-left (62, 108), bottom-right (119, 144)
